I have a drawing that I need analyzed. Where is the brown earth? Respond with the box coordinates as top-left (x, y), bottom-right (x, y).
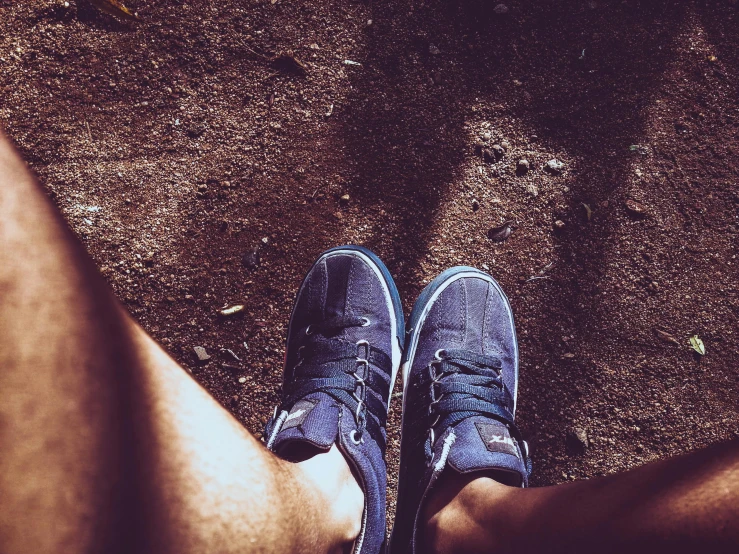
top-left (2, 0), bottom-right (738, 524)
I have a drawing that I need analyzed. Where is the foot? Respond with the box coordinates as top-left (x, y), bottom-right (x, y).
top-left (265, 246), bottom-right (404, 554)
top-left (389, 267), bottom-right (531, 554)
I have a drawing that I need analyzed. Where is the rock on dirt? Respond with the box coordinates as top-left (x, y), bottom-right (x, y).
top-left (566, 427), bottom-right (589, 454)
top-left (493, 4), bottom-right (510, 14)
top-left (488, 221), bottom-right (514, 242)
top-left (517, 159), bottom-right (530, 174)
top-left (545, 159), bottom-right (565, 174)
top-left (482, 148), bottom-right (497, 164)
top-left (625, 199), bottom-right (648, 216)
top-left (491, 144), bottom-right (506, 159)
top-left (242, 247), bottom-right (261, 270)
top-left (193, 346), bottom-right (211, 362)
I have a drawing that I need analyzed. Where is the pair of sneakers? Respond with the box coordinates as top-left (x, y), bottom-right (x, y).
top-left (264, 246), bottom-right (531, 554)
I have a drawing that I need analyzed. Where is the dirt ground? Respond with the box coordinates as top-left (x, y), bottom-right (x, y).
top-left (2, 0), bottom-right (738, 522)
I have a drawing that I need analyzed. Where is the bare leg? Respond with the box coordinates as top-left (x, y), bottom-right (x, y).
top-left (0, 130), bottom-right (363, 554)
top-left (424, 437), bottom-right (739, 554)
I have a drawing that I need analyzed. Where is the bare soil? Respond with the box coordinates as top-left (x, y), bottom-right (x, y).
top-left (2, 0), bottom-right (738, 522)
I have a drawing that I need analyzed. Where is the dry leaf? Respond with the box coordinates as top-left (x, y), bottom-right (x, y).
top-left (654, 328), bottom-right (680, 346)
top-left (88, 0), bottom-right (140, 21)
top-left (219, 304), bottom-right (245, 316)
top-left (689, 335), bottom-right (706, 356)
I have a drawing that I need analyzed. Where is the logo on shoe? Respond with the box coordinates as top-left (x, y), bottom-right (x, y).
top-left (475, 422), bottom-right (520, 457)
top-left (282, 398), bottom-right (318, 430)
top-left (488, 434), bottom-right (515, 447)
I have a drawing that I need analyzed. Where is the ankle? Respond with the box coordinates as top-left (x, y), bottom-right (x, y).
top-left (297, 444), bottom-right (365, 548)
top-left (422, 473), bottom-right (514, 554)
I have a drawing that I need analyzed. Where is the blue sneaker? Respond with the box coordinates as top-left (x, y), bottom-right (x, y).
top-left (389, 267), bottom-right (532, 554)
top-left (264, 246), bottom-right (404, 554)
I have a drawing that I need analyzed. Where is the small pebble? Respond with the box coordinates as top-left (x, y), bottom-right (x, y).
top-left (340, 193), bottom-right (351, 205)
top-left (625, 199), bottom-right (648, 216)
top-left (491, 144), bottom-right (505, 159)
top-left (545, 159), bottom-right (565, 174)
top-left (566, 427), bottom-right (589, 454)
top-left (526, 183), bottom-right (539, 197)
top-left (481, 131), bottom-right (492, 141)
top-left (482, 148), bottom-right (496, 164)
top-left (472, 199), bottom-right (480, 212)
top-left (261, 237), bottom-right (269, 244)
top-left (242, 248), bottom-right (261, 269)
top-left (488, 221), bottom-right (513, 242)
top-left (554, 219), bottom-right (566, 230)
top-left (493, 3), bottom-right (510, 14)
top-left (193, 346), bottom-right (211, 362)
top-left (517, 159), bottom-right (530, 174)
top-left (429, 44), bottom-right (441, 55)
top-left (238, 377), bottom-right (247, 383)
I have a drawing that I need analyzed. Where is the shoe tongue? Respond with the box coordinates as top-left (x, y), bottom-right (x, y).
top-left (270, 393), bottom-right (340, 454)
top-left (439, 416), bottom-right (528, 486)
top-left (321, 314), bottom-right (364, 344)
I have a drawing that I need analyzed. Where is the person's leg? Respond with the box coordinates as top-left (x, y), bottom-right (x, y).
top-left (0, 130), bottom-right (363, 554)
top-left (424, 438), bottom-right (739, 554)
top-left (388, 267), bottom-right (739, 554)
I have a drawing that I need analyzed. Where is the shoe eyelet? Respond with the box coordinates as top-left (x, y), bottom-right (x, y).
top-left (360, 317), bottom-right (371, 327)
top-left (434, 349), bottom-right (446, 360)
top-left (350, 429), bottom-right (363, 445)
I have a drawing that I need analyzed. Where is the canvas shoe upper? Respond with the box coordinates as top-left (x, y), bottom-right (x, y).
top-left (264, 246), bottom-right (404, 554)
top-left (389, 267), bottom-right (531, 554)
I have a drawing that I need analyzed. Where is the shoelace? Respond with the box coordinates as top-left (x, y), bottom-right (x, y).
top-left (427, 348), bottom-right (532, 475)
top-left (275, 315), bottom-right (392, 451)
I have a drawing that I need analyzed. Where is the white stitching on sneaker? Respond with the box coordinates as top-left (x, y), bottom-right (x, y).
top-left (266, 410), bottom-right (289, 450)
top-left (433, 430), bottom-right (456, 474)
